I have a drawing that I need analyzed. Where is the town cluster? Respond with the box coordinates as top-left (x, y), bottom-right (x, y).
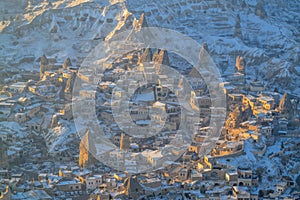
top-left (1, 14), bottom-right (300, 200)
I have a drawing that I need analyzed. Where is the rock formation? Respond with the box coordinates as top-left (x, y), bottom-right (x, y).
top-left (234, 14), bottom-right (243, 39)
top-left (236, 55), bottom-right (246, 74)
top-left (50, 114), bottom-right (59, 128)
top-left (39, 54), bottom-right (49, 78)
top-left (0, 138), bottom-right (8, 169)
top-left (124, 176), bottom-right (144, 199)
top-left (202, 42), bottom-right (209, 53)
top-left (62, 57), bottom-right (72, 69)
top-left (278, 93), bottom-right (292, 117)
top-left (139, 48), bottom-right (153, 64)
top-left (152, 49), bottom-right (170, 66)
top-left (133, 12), bottom-right (148, 31)
top-left (120, 133), bottom-right (130, 151)
top-left (79, 129), bottom-right (96, 168)
top-left (64, 72), bottom-right (76, 94)
top-left (255, 3), bottom-right (267, 19)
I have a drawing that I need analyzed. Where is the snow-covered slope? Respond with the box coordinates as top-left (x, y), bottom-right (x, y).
top-left (0, 0), bottom-right (299, 92)
top-left (125, 0), bottom-right (300, 91)
top-left (0, 0), bottom-right (130, 69)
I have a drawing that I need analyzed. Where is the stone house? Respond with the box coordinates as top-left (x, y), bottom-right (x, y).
top-left (276, 181), bottom-right (287, 195)
top-left (237, 167), bottom-right (253, 186)
top-left (225, 168), bottom-right (238, 186)
top-left (0, 102), bottom-right (15, 120)
top-left (85, 175), bottom-right (103, 191)
top-left (55, 178), bottom-right (82, 192)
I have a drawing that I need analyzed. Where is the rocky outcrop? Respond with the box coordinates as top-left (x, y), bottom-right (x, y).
top-left (62, 57), bottom-right (72, 69)
top-left (152, 49), bottom-right (170, 66)
top-left (79, 129), bottom-right (96, 168)
top-left (139, 48), bottom-right (153, 63)
top-left (235, 55), bottom-right (246, 74)
top-left (0, 138), bottom-right (8, 169)
top-left (133, 12), bottom-right (148, 31)
top-left (202, 42), bottom-right (209, 53)
top-left (234, 14), bottom-right (243, 39)
top-left (50, 114), bottom-right (59, 129)
top-left (40, 54), bottom-right (49, 78)
top-left (123, 176), bottom-right (144, 199)
top-left (278, 93), bottom-right (292, 117)
top-left (64, 72), bottom-right (76, 95)
top-left (255, 2), bottom-right (267, 19)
